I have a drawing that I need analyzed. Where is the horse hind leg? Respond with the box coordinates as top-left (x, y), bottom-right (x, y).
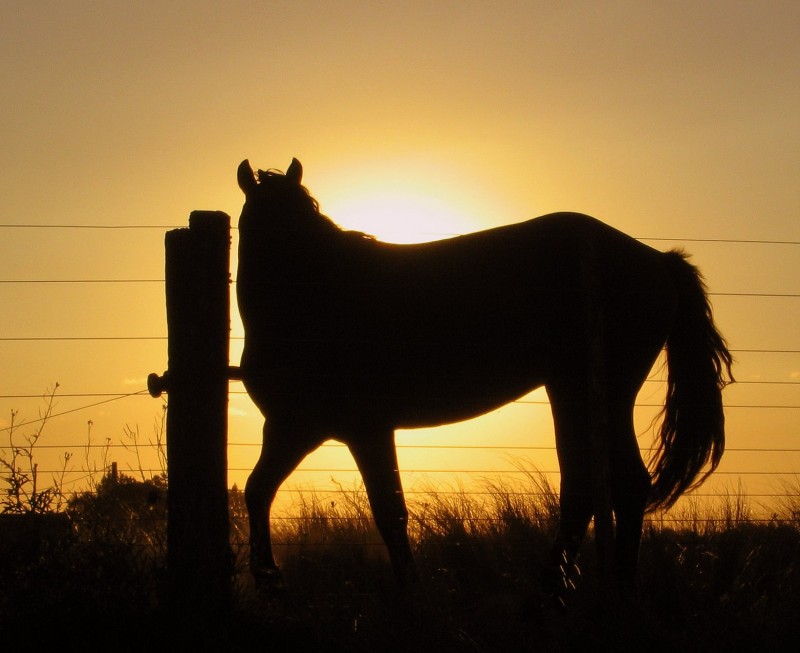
top-left (543, 385), bottom-right (595, 603)
top-left (547, 384), bottom-right (652, 602)
top-left (608, 406), bottom-right (651, 597)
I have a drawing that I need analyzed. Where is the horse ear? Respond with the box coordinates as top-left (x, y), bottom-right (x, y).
top-left (286, 158), bottom-right (303, 185)
top-left (237, 159), bottom-right (257, 196)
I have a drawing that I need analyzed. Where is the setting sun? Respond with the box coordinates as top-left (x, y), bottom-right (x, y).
top-left (327, 187), bottom-right (474, 244)
top-left (310, 156), bottom-right (493, 244)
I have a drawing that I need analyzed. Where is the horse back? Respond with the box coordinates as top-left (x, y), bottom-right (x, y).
top-left (237, 212), bottom-right (675, 426)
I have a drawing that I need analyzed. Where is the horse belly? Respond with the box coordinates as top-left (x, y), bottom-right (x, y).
top-left (391, 379), bottom-right (546, 429)
top-left (342, 337), bottom-right (551, 429)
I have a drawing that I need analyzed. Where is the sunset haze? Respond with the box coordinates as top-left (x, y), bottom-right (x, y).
top-left (1, 1), bottom-right (797, 514)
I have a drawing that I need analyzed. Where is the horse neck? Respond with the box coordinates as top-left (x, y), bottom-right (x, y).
top-left (239, 226), bottom-right (354, 280)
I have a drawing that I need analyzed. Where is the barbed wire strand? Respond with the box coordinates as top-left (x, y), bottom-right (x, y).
top-left (0, 371), bottom-right (798, 435)
top-left (5, 441), bottom-right (800, 455)
top-left (1, 376), bottom-right (799, 400)
top-left (0, 390), bottom-right (152, 434)
top-left (1, 223), bottom-right (799, 244)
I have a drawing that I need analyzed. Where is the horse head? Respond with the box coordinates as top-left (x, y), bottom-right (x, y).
top-left (238, 158), bottom-right (303, 195)
top-left (237, 158), bottom-right (329, 236)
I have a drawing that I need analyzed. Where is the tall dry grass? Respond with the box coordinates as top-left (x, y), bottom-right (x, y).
top-left (2, 467), bottom-right (799, 651)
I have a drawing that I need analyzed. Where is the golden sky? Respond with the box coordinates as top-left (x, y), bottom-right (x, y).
top-left (1, 1), bottom-right (798, 512)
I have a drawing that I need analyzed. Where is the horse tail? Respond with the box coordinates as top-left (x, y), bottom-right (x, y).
top-left (647, 250), bottom-right (734, 511)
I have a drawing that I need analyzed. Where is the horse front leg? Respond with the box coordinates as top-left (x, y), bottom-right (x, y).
top-left (245, 418), bottom-right (317, 590)
top-left (348, 431), bottom-right (417, 587)
top-left (544, 385), bottom-right (595, 605)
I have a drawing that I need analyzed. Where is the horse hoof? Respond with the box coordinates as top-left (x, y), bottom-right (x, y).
top-left (538, 558), bottom-right (580, 609)
top-left (252, 565), bottom-right (285, 595)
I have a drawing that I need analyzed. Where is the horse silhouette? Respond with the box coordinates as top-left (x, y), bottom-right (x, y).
top-left (236, 158), bottom-right (733, 599)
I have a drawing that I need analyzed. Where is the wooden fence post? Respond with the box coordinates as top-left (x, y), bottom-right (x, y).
top-left (149, 210), bottom-right (232, 618)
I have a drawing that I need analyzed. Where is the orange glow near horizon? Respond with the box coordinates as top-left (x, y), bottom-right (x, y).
top-left (0, 1), bottom-right (797, 517)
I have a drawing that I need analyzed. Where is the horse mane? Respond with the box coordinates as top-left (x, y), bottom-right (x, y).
top-left (255, 168), bottom-right (374, 242)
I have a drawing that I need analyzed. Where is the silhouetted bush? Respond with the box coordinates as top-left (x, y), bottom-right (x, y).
top-left (2, 475), bottom-right (799, 651)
